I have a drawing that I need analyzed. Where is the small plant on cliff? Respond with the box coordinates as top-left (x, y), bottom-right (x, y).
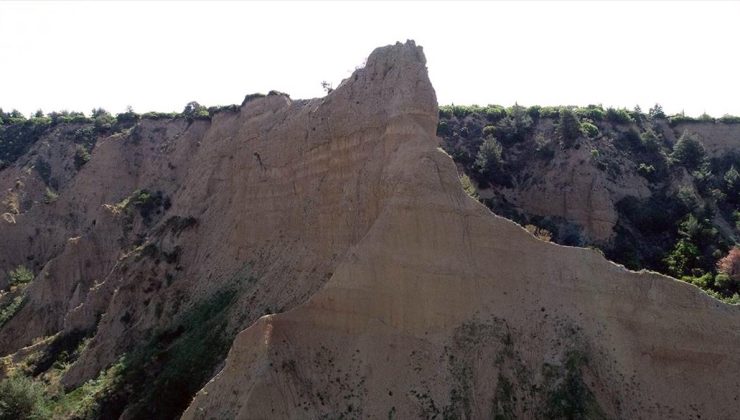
top-left (459, 174), bottom-right (478, 199)
top-left (74, 145), bottom-right (91, 170)
top-left (8, 266), bottom-right (33, 287)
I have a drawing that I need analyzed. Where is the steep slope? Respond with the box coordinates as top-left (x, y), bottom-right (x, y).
top-left (438, 105), bottom-right (740, 302)
top-left (182, 43), bottom-right (740, 419)
top-left (0, 41), bottom-right (435, 418)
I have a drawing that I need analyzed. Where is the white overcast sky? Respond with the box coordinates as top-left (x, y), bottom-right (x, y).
top-left (1, 1), bottom-right (739, 117)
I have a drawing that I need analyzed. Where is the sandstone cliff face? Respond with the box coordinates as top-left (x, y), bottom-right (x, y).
top-left (1, 41), bottom-right (739, 419)
top-left (181, 43), bottom-right (740, 419)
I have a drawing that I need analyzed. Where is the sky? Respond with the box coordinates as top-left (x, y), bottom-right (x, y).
top-left (1, 1), bottom-right (739, 117)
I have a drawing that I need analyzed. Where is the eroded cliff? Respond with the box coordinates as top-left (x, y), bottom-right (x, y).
top-left (1, 41), bottom-right (739, 419)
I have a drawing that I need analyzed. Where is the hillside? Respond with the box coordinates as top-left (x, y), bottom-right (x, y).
top-left (438, 105), bottom-right (740, 303)
top-left (0, 41), bottom-right (738, 419)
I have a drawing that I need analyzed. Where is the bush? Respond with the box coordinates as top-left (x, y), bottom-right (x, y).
top-left (672, 131), bottom-right (706, 170)
top-left (724, 166), bottom-right (739, 202)
top-left (459, 174), bottom-right (478, 199)
top-left (580, 122), bottom-right (598, 138)
top-left (619, 127), bottom-right (642, 151)
top-left (115, 107), bottom-right (140, 127)
top-left (719, 114), bottom-right (740, 124)
top-left (8, 266), bottom-right (33, 287)
top-left (74, 145), bottom-right (91, 170)
top-left (492, 104), bottom-right (532, 145)
top-left (0, 118), bottom-right (53, 168)
top-left (648, 104), bottom-right (666, 119)
top-left (576, 105), bottom-right (606, 121)
top-left (605, 107), bottom-right (633, 124)
top-left (664, 239), bottom-right (701, 277)
top-left (181, 101), bottom-right (210, 122)
top-left (482, 105), bottom-right (507, 123)
top-left (482, 125), bottom-right (496, 138)
top-left (475, 138), bottom-right (503, 180)
top-left (640, 129), bottom-right (662, 154)
top-left (557, 108), bottom-right (581, 146)
top-left (637, 163), bottom-right (655, 179)
top-left (0, 376), bottom-right (47, 419)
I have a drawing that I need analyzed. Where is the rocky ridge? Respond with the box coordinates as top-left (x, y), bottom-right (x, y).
top-left (0, 41), bottom-right (738, 419)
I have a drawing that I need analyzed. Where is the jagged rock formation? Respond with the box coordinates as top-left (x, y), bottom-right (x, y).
top-left (1, 41), bottom-right (739, 419)
top-left (181, 43), bottom-right (740, 419)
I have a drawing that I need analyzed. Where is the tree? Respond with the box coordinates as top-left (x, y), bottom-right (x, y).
top-left (182, 101), bottom-right (209, 121)
top-left (671, 131), bottom-right (705, 170)
top-left (724, 166), bottom-right (739, 203)
top-left (494, 103), bottom-right (532, 144)
top-left (321, 81), bottom-right (333, 94)
top-left (664, 239), bottom-right (701, 277)
top-left (474, 138), bottom-right (503, 180)
top-left (717, 247), bottom-right (740, 282)
top-left (0, 376), bottom-right (47, 419)
top-left (648, 103), bottom-right (666, 119)
top-left (557, 108), bottom-right (582, 146)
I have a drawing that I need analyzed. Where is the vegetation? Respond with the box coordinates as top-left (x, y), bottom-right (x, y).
top-left (1, 100), bottom-right (246, 169)
top-left (0, 375), bottom-right (48, 419)
top-left (557, 108), bottom-right (582, 146)
top-left (439, 103), bottom-right (740, 303)
top-left (671, 131), bottom-right (706, 170)
top-left (8, 266), bottom-right (33, 287)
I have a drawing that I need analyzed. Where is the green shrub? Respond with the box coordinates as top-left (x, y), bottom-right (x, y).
top-left (0, 376), bottom-right (48, 420)
top-left (475, 138), bottom-right (503, 180)
top-left (482, 105), bottom-right (507, 123)
top-left (495, 104), bottom-right (532, 144)
top-left (538, 106), bottom-right (560, 119)
top-left (557, 108), bottom-right (581, 146)
top-left (664, 239), bottom-right (701, 277)
top-left (44, 187), bottom-right (59, 204)
top-left (672, 131), bottom-right (706, 170)
top-left (719, 114), bottom-right (740, 124)
top-left (181, 101), bottom-right (210, 122)
top-left (8, 266), bottom-right (33, 287)
top-left (460, 174), bottom-right (478, 199)
top-left (140, 112), bottom-right (178, 121)
top-left (0, 117), bottom-right (53, 168)
top-left (637, 163), bottom-right (655, 179)
top-left (115, 107), bottom-right (140, 127)
top-left (482, 125), bottom-right (496, 138)
top-left (605, 107), bottom-right (633, 124)
top-left (648, 104), bottom-right (666, 119)
top-left (580, 122), bottom-right (598, 138)
top-left (668, 113), bottom-right (698, 126)
top-left (74, 145), bottom-right (91, 170)
top-left (576, 105), bottom-right (606, 121)
top-left (640, 129), bottom-right (662, 154)
top-left (437, 120), bottom-right (450, 136)
top-left (724, 166), bottom-right (739, 201)
top-left (619, 127), bottom-right (642, 151)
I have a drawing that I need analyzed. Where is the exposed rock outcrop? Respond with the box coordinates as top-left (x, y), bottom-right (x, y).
top-left (182, 43), bottom-right (740, 419)
top-left (1, 41), bottom-right (738, 419)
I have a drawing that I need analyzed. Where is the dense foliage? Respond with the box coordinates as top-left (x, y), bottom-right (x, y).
top-left (440, 103), bottom-right (740, 303)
